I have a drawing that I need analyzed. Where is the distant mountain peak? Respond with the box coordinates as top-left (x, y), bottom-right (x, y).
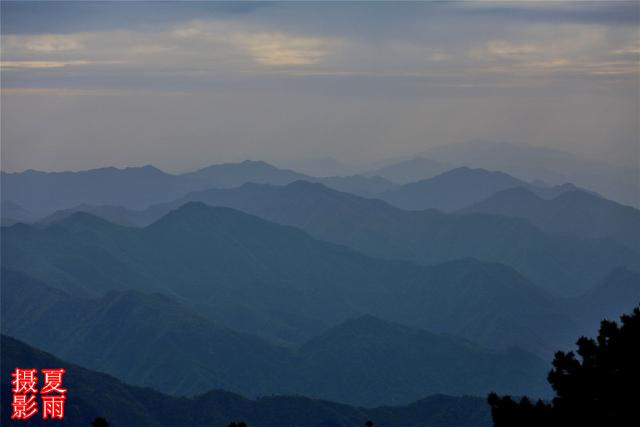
top-left (154, 201), bottom-right (215, 222)
top-left (191, 159), bottom-right (283, 172)
top-left (379, 165), bottom-right (526, 211)
top-left (149, 202), bottom-right (267, 231)
top-left (174, 200), bottom-right (210, 211)
top-left (363, 156), bottom-right (453, 184)
top-left (236, 159), bottom-right (275, 169)
top-left (449, 165), bottom-right (474, 173)
top-left (286, 180), bottom-right (329, 190)
top-left (241, 159), bottom-right (269, 165)
top-left (135, 164), bottom-right (164, 172)
top-left (407, 166), bottom-right (524, 187)
top-left (439, 166), bottom-right (514, 179)
top-left (51, 210), bottom-right (117, 229)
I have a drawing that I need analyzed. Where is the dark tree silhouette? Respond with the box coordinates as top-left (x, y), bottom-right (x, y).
top-left (227, 422), bottom-right (247, 427)
top-left (91, 417), bottom-right (109, 427)
top-left (488, 306), bottom-right (640, 426)
top-left (365, 421), bottom-right (375, 427)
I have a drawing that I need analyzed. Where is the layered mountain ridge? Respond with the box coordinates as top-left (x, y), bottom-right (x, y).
top-left (1, 335), bottom-right (493, 427)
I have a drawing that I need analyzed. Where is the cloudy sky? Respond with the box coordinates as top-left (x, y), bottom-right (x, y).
top-left (1, 1), bottom-right (638, 173)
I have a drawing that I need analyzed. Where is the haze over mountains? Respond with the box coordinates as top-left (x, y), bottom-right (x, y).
top-left (422, 141), bottom-right (639, 208)
top-left (273, 141), bottom-right (639, 210)
top-left (2, 141), bottom-right (639, 424)
top-left (6, 261), bottom-right (636, 409)
top-left (0, 160), bottom-right (393, 217)
top-left (2, 204), bottom-right (580, 355)
top-left (1, 335), bottom-right (493, 427)
top-left (460, 187), bottom-right (640, 253)
top-left (4, 140), bottom-right (637, 219)
top-left (363, 156), bottom-right (453, 184)
top-left (3, 0), bottom-right (639, 422)
top-left (377, 167), bottom-right (562, 211)
top-left (568, 268), bottom-right (640, 334)
top-left (1, 269), bottom-right (551, 406)
top-left (31, 179), bottom-right (638, 296)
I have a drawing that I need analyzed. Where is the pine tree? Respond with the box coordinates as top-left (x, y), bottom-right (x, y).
top-left (488, 306), bottom-right (640, 426)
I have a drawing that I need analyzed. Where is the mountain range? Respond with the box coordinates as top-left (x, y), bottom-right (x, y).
top-left (35, 180), bottom-right (639, 297)
top-left (1, 269), bottom-right (292, 398)
top-left (460, 187), bottom-right (640, 253)
top-left (362, 156), bottom-right (453, 184)
top-left (8, 201), bottom-right (639, 364)
top-left (263, 140), bottom-right (640, 209)
top-left (0, 159), bottom-right (594, 222)
top-left (1, 200), bottom-right (38, 226)
top-left (1, 269), bottom-right (551, 405)
top-left (377, 167), bottom-right (530, 211)
top-left (2, 203), bottom-right (582, 357)
top-left (0, 160), bottom-right (394, 217)
top-left (3, 145), bottom-right (638, 422)
top-left (376, 167), bottom-right (598, 212)
top-left (1, 335), bottom-right (493, 427)
top-left (422, 140), bottom-right (639, 208)
top-left (567, 268), bottom-right (640, 335)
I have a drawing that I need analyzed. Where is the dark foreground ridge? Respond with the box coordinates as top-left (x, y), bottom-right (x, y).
top-left (488, 305), bottom-right (640, 426)
top-left (1, 335), bottom-right (491, 427)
